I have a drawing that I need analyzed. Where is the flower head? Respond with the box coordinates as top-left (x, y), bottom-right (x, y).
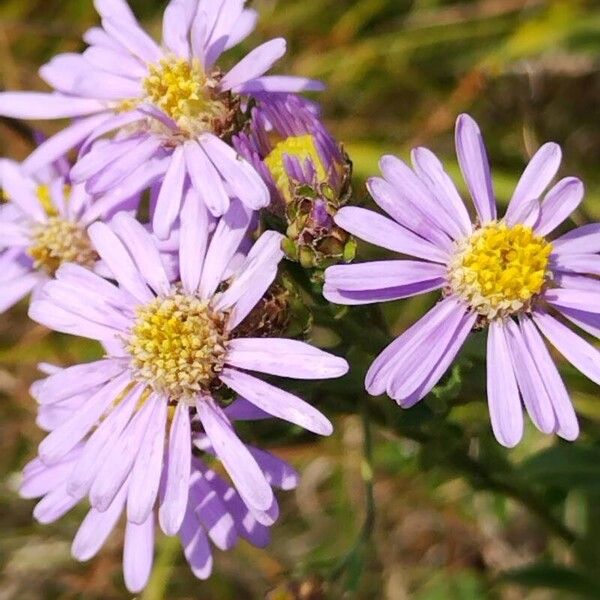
top-left (0, 157), bottom-right (112, 313)
top-left (235, 95), bottom-right (355, 268)
top-left (29, 199), bottom-right (347, 556)
top-left (23, 377), bottom-right (297, 592)
top-left (0, 0), bottom-right (324, 238)
top-left (324, 113), bottom-right (596, 447)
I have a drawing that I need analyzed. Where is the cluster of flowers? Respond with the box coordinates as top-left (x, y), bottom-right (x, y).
top-left (1, 0), bottom-right (598, 592)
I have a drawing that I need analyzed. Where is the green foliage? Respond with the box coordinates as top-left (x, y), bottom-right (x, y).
top-left (500, 562), bottom-right (600, 598)
top-left (520, 445), bottom-right (600, 492)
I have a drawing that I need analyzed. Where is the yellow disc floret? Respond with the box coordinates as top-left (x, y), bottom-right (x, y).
top-left (2, 184), bottom-right (63, 214)
top-left (448, 222), bottom-right (552, 319)
top-left (265, 135), bottom-right (327, 202)
top-left (142, 56), bottom-right (232, 137)
top-left (28, 217), bottom-right (97, 276)
top-left (36, 185), bottom-right (59, 217)
top-left (143, 57), bottom-right (207, 122)
top-left (127, 293), bottom-right (228, 401)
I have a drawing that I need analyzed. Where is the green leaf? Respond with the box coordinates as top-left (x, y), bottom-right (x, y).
top-left (500, 562), bottom-right (600, 598)
top-left (519, 445), bottom-right (600, 491)
top-left (428, 364), bottom-right (463, 411)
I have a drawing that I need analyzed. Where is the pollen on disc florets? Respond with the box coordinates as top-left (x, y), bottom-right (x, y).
top-left (35, 184), bottom-right (60, 217)
top-left (447, 221), bottom-right (553, 320)
top-left (28, 217), bottom-right (97, 276)
top-left (264, 134), bottom-right (328, 203)
top-left (142, 56), bottom-right (238, 138)
top-left (126, 292), bottom-right (229, 401)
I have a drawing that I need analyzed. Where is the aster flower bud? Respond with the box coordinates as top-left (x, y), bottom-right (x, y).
top-left (283, 179), bottom-right (356, 269)
top-left (235, 95), bottom-right (356, 271)
top-left (233, 277), bottom-right (312, 340)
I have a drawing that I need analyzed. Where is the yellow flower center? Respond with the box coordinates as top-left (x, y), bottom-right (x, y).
top-left (448, 222), bottom-right (552, 319)
top-left (126, 292), bottom-right (228, 401)
top-left (28, 217), bottom-right (97, 276)
top-left (264, 135), bottom-right (327, 202)
top-left (142, 56), bottom-right (231, 137)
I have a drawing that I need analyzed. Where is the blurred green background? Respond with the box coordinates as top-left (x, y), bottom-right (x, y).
top-left (1, 1), bottom-right (600, 599)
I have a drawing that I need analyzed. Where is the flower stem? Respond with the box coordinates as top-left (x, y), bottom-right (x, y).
top-left (329, 401), bottom-right (376, 586)
top-left (140, 535), bottom-right (180, 600)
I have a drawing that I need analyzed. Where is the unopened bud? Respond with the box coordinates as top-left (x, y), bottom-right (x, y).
top-left (233, 277), bottom-right (311, 339)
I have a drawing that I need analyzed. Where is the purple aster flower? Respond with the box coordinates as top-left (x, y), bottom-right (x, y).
top-left (324, 113), bottom-right (599, 447)
top-left (235, 95), bottom-right (355, 268)
top-left (28, 199), bottom-right (347, 543)
top-left (235, 95), bottom-right (347, 210)
top-left (22, 379), bottom-right (297, 593)
top-left (0, 157), bottom-right (132, 313)
top-left (0, 0), bottom-right (324, 237)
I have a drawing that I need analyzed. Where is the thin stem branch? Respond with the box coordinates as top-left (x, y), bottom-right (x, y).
top-left (329, 401), bottom-right (377, 584)
top-left (140, 535), bottom-right (180, 600)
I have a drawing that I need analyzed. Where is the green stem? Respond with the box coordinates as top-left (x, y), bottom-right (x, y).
top-left (140, 535), bottom-right (180, 600)
top-left (361, 402), bottom-right (376, 536)
top-left (312, 304), bottom-right (389, 354)
top-left (330, 402), bottom-right (376, 583)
